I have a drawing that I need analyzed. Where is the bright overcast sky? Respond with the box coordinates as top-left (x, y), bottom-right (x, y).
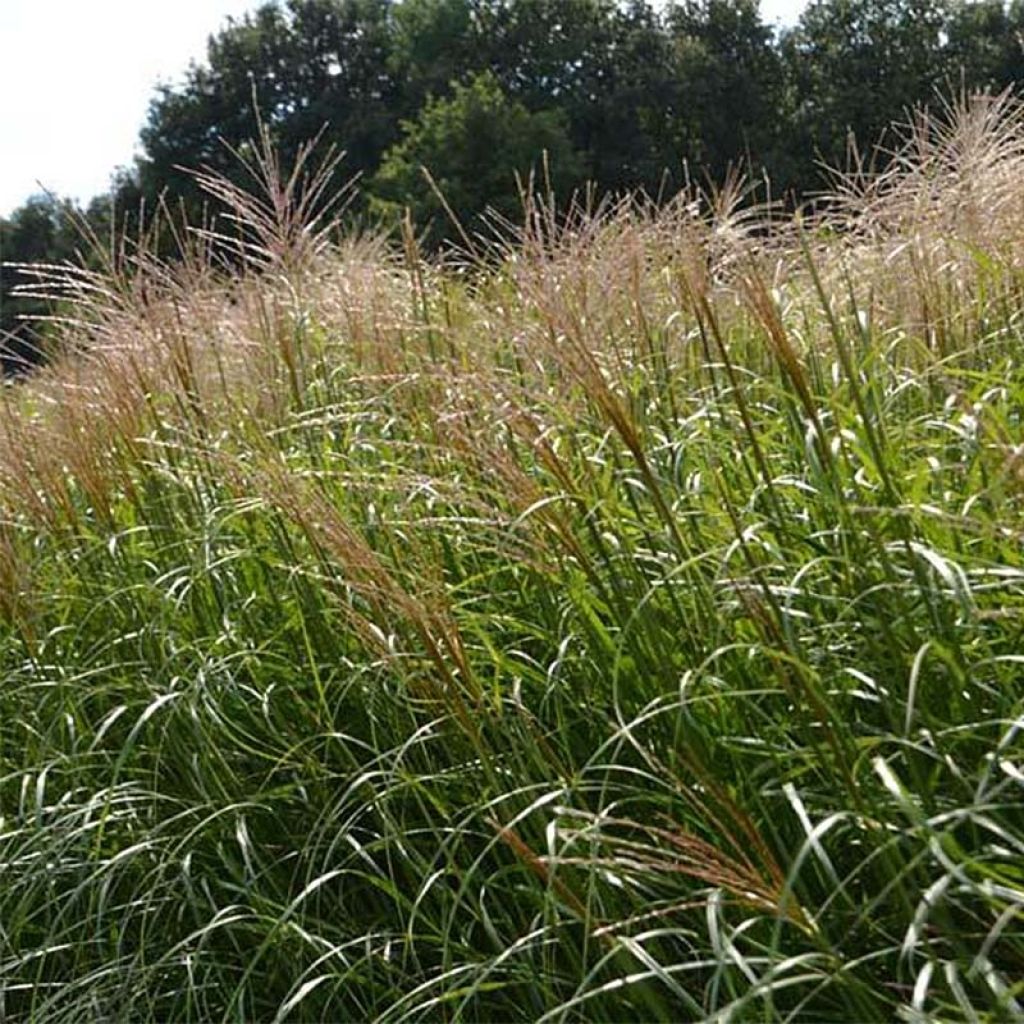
top-left (0, 0), bottom-right (260, 215)
top-left (1, 0), bottom-right (807, 217)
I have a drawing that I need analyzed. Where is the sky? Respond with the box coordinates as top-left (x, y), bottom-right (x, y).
top-left (1, 0), bottom-right (807, 218)
top-left (0, 0), bottom-right (258, 215)
top-left (759, 0), bottom-right (808, 27)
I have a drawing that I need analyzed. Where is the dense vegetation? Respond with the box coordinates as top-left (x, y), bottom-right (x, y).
top-left (4, 0), bottom-right (1024, 365)
top-left (0, 93), bottom-right (1021, 1021)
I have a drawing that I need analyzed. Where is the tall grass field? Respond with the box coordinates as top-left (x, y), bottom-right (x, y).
top-left (1, 96), bottom-right (1022, 1022)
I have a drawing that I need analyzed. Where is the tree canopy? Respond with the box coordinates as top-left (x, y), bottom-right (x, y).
top-left (120, 0), bottom-right (1024, 222)
top-left (0, 195), bottom-right (84, 372)
top-left (370, 71), bottom-right (584, 243)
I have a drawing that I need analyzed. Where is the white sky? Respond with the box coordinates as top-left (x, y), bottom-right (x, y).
top-left (1, 0), bottom-right (807, 217)
top-left (0, 0), bottom-right (259, 215)
top-left (760, 0), bottom-right (808, 27)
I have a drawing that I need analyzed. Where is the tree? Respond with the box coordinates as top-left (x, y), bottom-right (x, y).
top-left (544, 0), bottom-right (687, 194)
top-left (0, 195), bottom-right (87, 371)
top-left (780, 0), bottom-right (952, 192)
top-left (369, 71), bottom-right (584, 244)
top-left (944, 0), bottom-right (1024, 94)
top-left (389, 0), bottom-right (478, 109)
top-left (135, 0), bottom-right (399, 223)
top-left (663, 0), bottom-right (787, 187)
top-left (127, 0), bottom-right (892, 228)
top-left (469, 0), bottom-right (668, 187)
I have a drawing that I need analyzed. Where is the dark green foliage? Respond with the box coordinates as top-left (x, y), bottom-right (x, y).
top-left (780, 0), bottom-right (952, 188)
top-left (945, 0), bottom-right (1024, 92)
top-left (132, 0), bottom-right (399, 226)
top-left (0, 195), bottom-right (82, 372)
top-left (370, 71), bottom-right (585, 242)
top-left (665, 1), bottom-right (788, 185)
top-left (389, 0), bottom-right (479, 107)
top-left (119, 0), bottom-right (1024, 242)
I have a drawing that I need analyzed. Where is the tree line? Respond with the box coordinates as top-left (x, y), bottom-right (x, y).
top-left (3, 0), bottom-right (1023, 368)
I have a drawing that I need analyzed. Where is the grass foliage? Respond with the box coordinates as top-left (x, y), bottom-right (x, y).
top-left (1, 96), bottom-right (1023, 1022)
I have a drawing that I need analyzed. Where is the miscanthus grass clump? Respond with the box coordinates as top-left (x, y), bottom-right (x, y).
top-left (1, 96), bottom-right (1022, 1022)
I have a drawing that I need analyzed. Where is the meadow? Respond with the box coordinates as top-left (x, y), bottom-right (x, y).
top-left (0, 95), bottom-right (1022, 1021)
